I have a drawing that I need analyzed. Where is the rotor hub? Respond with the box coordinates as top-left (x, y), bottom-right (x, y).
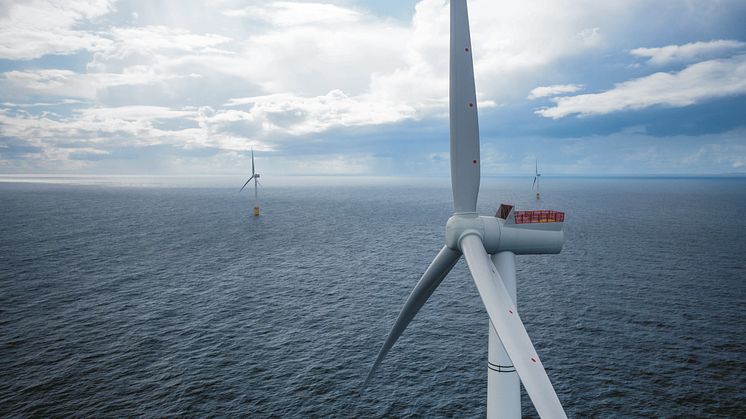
top-left (445, 214), bottom-right (500, 252)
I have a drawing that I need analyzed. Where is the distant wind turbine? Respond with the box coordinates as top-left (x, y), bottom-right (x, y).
top-left (363, 1), bottom-right (568, 418)
top-left (240, 148), bottom-right (261, 216)
top-left (533, 159), bottom-right (541, 200)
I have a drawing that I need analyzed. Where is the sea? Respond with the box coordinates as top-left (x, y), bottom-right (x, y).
top-left (1, 176), bottom-right (744, 418)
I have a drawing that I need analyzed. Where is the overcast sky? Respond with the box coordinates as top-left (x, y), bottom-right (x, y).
top-left (1, 0), bottom-right (745, 176)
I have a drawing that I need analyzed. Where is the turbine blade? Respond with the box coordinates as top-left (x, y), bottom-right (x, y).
top-left (449, 0), bottom-right (480, 213)
top-left (363, 246), bottom-right (461, 389)
top-left (251, 149), bottom-right (255, 176)
top-left (532, 176), bottom-right (537, 190)
top-left (240, 175), bottom-right (255, 192)
top-left (460, 235), bottom-right (567, 419)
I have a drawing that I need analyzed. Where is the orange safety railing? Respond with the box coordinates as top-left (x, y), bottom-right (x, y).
top-left (514, 210), bottom-right (565, 224)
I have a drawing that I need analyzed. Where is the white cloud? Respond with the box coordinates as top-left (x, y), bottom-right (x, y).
top-left (0, 67), bottom-right (192, 99)
top-left (536, 54), bottom-right (746, 118)
top-left (631, 39), bottom-right (746, 65)
top-left (365, 0), bottom-right (627, 109)
top-left (1, 0), bottom-right (745, 175)
top-left (0, 0), bottom-right (641, 116)
top-left (225, 90), bottom-right (417, 135)
top-left (0, 105), bottom-right (201, 152)
top-left (106, 26), bottom-right (231, 55)
top-left (528, 84), bottom-right (583, 100)
top-left (82, 106), bottom-right (198, 121)
top-left (0, 89), bottom-right (417, 162)
top-left (221, 1), bottom-right (361, 27)
top-left (0, 0), bottom-right (114, 60)
top-left (0, 99), bottom-right (84, 107)
top-left (0, 100), bottom-right (385, 173)
top-left (465, 0), bottom-right (623, 98)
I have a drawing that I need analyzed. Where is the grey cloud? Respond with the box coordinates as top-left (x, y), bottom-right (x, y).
top-left (0, 136), bottom-right (42, 159)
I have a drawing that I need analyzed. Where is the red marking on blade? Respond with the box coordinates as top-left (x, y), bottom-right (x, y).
top-left (531, 357), bottom-right (537, 363)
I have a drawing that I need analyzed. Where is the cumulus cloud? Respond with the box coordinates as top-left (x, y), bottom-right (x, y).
top-left (1, 0), bottom-right (745, 175)
top-left (0, 0), bottom-right (638, 117)
top-left (225, 90), bottom-right (417, 135)
top-left (536, 54), bottom-right (746, 118)
top-left (0, 0), bottom-right (114, 60)
top-left (528, 84), bottom-right (583, 100)
top-left (106, 26), bottom-right (231, 55)
top-left (0, 67), bottom-right (199, 99)
top-left (0, 105), bottom-right (198, 144)
top-left (221, 1), bottom-right (361, 26)
top-left (631, 39), bottom-right (746, 65)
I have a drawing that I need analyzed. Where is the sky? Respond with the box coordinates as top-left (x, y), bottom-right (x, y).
top-left (1, 0), bottom-right (745, 177)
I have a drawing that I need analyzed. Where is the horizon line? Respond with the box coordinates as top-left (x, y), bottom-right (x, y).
top-left (1, 173), bottom-right (745, 179)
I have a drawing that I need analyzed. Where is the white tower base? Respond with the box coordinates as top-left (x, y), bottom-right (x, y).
top-left (487, 251), bottom-right (520, 419)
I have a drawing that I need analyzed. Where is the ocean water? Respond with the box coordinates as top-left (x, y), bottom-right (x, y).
top-left (1, 177), bottom-right (745, 417)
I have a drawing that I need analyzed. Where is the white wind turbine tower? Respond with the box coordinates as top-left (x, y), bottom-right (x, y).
top-left (533, 159), bottom-right (541, 200)
top-left (240, 148), bottom-right (261, 216)
top-left (363, 1), bottom-right (568, 418)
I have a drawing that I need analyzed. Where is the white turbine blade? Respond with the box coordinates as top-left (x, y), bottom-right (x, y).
top-left (460, 235), bottom-right (567, 419)
top-left (532, 176), bottom-right (537, 190)
top-left (363, 246), bottom-right (461, 389)
top-left (449, 0), bottom-right (480, 213)
top-left (240, 175), bottom-right (255, 192)
top-left (251, 149), bottom-right (256, 176)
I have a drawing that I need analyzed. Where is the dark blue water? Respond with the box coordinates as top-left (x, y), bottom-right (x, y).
top-left (1, 178), bottom-right (745, 417)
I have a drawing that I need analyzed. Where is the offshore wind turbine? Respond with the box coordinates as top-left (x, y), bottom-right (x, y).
top-left (533, 159), bottom-right (541, 200)
top-left (363, 1), bottom-right (568, 418)
top-left (240, 148), bottom-right (261, 216)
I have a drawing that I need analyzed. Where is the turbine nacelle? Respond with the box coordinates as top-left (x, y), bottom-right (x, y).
top-left (445, 206), bottom-right (564, 255)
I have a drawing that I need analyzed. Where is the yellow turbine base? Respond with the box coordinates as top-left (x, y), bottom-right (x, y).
top-left (253, 206), bottom-right (260, 216)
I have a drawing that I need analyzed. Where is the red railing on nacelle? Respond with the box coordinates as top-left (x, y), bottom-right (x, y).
top-left (514, 210), bottom-right (565, 224)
